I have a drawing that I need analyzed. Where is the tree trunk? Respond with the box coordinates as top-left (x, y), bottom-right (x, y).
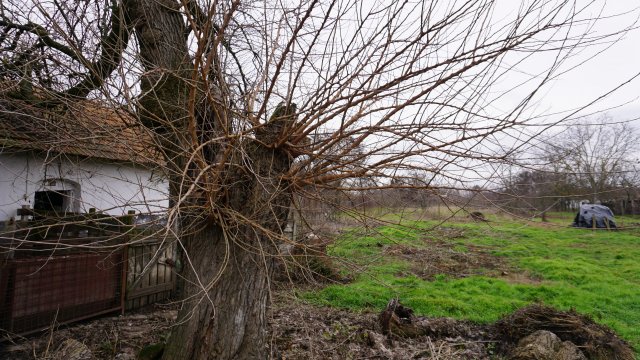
top-left (163, 137), bottom-right (294, 359)
top-left (162, 225), bottom-right (272, 359)
top-left (125, 1), bottom-right (298, 357)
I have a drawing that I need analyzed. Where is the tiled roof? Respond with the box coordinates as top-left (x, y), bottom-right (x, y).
top-left (0, 96), bottom-right (162, 166)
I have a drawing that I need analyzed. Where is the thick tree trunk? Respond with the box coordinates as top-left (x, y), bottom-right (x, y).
top-left (163, 139), bottom-right (293, 359)
top-left (125, 1), bottom-right (298, 357)
top-left (160, 119), bottom-right (296, 357)
top-left (162, 225), bottom-right (273, 359)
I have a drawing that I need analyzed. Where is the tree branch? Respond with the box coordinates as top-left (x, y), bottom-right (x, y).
top-left (0, 19), bottom-right (88, 64)
top-left (63, 1), bottom-right (131, 98)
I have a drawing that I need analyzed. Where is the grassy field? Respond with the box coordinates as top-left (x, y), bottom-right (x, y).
top-left (302, 210), bottom-right (640, 351)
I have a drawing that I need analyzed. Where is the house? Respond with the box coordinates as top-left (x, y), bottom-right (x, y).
top-left (0, 95), bottom-right (169, 228)
top-left (0, 94), bottom-right (176, 335)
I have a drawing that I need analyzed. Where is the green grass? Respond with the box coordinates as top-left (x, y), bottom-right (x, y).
top-left (303, 213), bottom-right (640, 351)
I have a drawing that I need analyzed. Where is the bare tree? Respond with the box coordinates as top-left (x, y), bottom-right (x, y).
top-left (499, 170), bottom-right (568, 222)
top-left (540, 116), bottom-right (640, 203)
top-left (1, 0), bottom-right (637, 358)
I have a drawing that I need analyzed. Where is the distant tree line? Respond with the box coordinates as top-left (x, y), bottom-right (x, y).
top-left (495, 117), bottom-right (640, 216)
top-left (294, 117), bottom-right (640, 222)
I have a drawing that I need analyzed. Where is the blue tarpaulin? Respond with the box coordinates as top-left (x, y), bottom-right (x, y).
top-left (572, 204), bottom-right (616, 229)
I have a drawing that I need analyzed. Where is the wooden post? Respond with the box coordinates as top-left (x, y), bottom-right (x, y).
top-left (124, 210), bottom-right (136, 225)
top-left (120, 242), bottom-right (129, 315)
top-left (88, 208), bottom-right (96, 237)
top-left (19, 205), bottom-right (30, 222)
top-left (121, 210), bottom-right (135, 234)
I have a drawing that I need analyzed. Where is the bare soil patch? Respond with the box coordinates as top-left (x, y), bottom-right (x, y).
top-left (0, 304), bottom-right (177, 359)
top-left (385, 236), bottom-right (541, 284)
top-left (493, 304), bottom-right (636, 360)
top-left (270, 295), bottom-right (492, 360)
top-left (2, 300), bottom-right (488, 360)
top-left (1, 297), bottom-right (634, 360)
top-left (386, 240), bottom-right (508, 280)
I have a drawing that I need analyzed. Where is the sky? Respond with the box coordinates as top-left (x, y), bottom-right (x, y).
top-left (420, 0), bottom-right (640, 187)
top-left (525, 1), bottom-right (640, 124)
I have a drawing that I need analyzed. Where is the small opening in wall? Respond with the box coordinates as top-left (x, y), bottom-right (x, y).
top-left (34, 190), bottom-right (71, 213)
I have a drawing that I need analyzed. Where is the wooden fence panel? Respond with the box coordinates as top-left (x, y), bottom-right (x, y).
top-left (125, 240), bottom-right (176, 310)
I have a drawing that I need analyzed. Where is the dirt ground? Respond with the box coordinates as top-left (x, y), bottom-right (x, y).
top-left (384, 228), bottom-right (541, 284)
top-left (0, 297), bottom-right (500, 360)
top-left (0, 304), bottom-right (177, 360)
top-left (4, 295), bottom-right (632, 360)
top-left (269, 291), bottom-right (501, 360)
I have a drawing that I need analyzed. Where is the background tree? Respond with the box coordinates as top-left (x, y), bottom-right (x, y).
top-left (540, 116), bottom-right (640, 204)
top-left (496, 117), bottom-right (640, 217)
top-left (497, 168), bottom-right (572, 217)
top-left (1, 0), bottom-right (636, 359)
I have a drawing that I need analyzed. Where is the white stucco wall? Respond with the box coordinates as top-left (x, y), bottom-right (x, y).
top-left (0, 151), bottom-right (169, 222)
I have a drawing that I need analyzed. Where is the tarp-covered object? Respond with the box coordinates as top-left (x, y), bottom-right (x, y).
top-left (572, 204), bottom-right (616, 229)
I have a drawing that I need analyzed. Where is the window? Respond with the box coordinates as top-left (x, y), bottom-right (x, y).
top-left (34, 190), bottom-right (72, 213)
top-left (33, 178), bottom-right (81, 214)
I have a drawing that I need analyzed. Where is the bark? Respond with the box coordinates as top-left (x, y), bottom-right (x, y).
top-left (162, 225), bottom-right (272, 359)
top-left (125, 0), bottom-right (191, 180)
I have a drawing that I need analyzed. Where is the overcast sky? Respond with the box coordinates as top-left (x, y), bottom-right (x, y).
top-left (532, 1), bottom-right (640, 123)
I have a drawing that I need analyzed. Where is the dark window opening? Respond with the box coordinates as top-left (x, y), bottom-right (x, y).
top-left (34, 190), bottom-right (71, 213)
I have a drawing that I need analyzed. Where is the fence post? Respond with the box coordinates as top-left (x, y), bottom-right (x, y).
top-left (120, 241), bottom-right (129, 315)
top-left (88, 208), bottom-right (96, 237)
